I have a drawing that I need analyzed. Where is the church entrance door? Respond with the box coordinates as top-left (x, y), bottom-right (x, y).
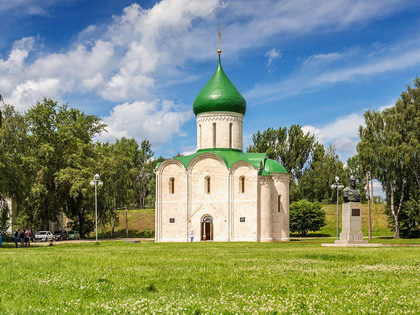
top-left (201, 215), bottom-right (213, 241)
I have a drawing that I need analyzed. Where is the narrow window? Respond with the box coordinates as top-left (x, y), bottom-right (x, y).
top-left (199, 124), bottom-right (202, 149)
top-left (169, 177), bottom-right (175, 194)
top-left (205, 176), bottom-right (211, 194)
top-left (240, 176), bottom-right (245, 194)
top-left (213, 123), bottom-right (216, 148)
top-left (278, 195), bottom-right (281, 212)
top-left (229, 123), bottom-right (233, 148)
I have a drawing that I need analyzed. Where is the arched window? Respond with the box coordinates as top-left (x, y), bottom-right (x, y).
top-left (278, 194), bottom-right (282, 212)
top-left (213, 123), bottom-right (216, 148)
top-left (240, 176), bottom-right (245, 193)
top-left (169, 177), bottom-right (175, 194)
top-left (229, 123), bottom-right (233, 148)
top-left (205, 176), bottom-right (211, 194)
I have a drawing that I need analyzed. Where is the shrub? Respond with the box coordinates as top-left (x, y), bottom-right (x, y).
top-left (290, 199), bottom-right (326, 236)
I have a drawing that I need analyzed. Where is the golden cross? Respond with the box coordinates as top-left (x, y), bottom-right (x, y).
top-left (218, 25), bottom-right (222, 54)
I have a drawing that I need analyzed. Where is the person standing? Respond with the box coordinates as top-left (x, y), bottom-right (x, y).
top-left (14, 230), bottom-right (19, 248)
top-left (24, 228), bottom-right (30, 247)
top-left (19, 230), bottom-right (25, 248)
top-left (190, 231), bottom-right (194, 242)
top-left (0, 231), bottom-right (3, 246)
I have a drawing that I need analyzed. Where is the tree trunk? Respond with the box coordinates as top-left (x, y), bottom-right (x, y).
top-left (111, 214), bottom-right (115, 239)
top-left (389, 186), bottom-right (399, 239)
top-left (394, 217), bottom-right (400, 239)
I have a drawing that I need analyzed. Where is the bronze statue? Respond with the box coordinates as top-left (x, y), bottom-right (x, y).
top-left (342, 176), bottom-right (360, 202)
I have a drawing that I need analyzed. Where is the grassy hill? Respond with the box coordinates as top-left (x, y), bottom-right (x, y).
top-left (98, 203), bottom-right (392, 238)
top-left (294, 203), bottom-right (392, 237)
top-left (98, 209), bottom-right (155, 238)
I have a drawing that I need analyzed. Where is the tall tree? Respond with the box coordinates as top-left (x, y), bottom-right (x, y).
top-left (297, 145), bottom-right (346, 203)
top-left (136, 139), bottom-right (154, 209)
top-left (247, 125), bottom-right (321, 201)
top-left (358, 77), bottom-right (420, 238)
top-left (24, 99), bottom-right (105, 230)
top-left (247, 125), bottom-right (317, 182)
top-left (0, 103), bottom-right (29, 224)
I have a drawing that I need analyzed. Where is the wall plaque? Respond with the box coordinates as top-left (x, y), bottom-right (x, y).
top-left (352, 209), bottom-right (360, 216)
top-left (240, 217), bottom-right (245, 222)
top-left (169, 218), bottom-right (175, 223)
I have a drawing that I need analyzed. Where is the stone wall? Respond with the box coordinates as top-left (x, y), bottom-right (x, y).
top-left (196, 112), bottom-right (243, 150)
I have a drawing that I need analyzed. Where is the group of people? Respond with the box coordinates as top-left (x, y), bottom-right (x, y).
top-left (13, 228), bottom-right (32, 248)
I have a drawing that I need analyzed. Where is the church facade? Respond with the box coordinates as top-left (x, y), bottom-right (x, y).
top-left (155, 52), bottom-right (291, 242)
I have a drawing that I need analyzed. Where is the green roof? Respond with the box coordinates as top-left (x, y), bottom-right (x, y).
top-left (193, 55), bottom-right (247, 115)
top-left (156, 149), bottom-right (287, 175)
top-left (262, 158), bottom-right (287, 174)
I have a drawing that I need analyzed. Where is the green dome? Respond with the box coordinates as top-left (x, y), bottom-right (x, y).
top-left (193, 55), bottom-right (247, 115)
top-left (263, 159), bottom-right (287, 174)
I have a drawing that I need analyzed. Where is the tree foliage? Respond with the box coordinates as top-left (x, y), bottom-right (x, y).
top-left (289, 199), bottom-right (326, 235)
top-left (0, 98), bottom-right (156, 235)
top-left (358, 77), bottom-right (420, 238)
top-left (247, 125), bottom-right (317, 182)
top-left (247, 125), bottom-right (346, 203)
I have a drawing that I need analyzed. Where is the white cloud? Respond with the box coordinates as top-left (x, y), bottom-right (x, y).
top-left (0, 0), bottom-right (50, 16)
top-left (99, 100), bottom-right (192, 147)
top-left (302, 113), bottom-right (365, 161)
top-left (265, 48), bottom-right (282, 66)
top-left (247, 43), bottom-right (420, 104)
top-left (0, 0), bottom-right (416, 148)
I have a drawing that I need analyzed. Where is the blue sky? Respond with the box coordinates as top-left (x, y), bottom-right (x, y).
top-left (1, 0), bottom-right (420, 167)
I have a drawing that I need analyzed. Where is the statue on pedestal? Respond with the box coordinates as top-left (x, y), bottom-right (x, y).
top-left (342, 176), bottom-right (360, 202)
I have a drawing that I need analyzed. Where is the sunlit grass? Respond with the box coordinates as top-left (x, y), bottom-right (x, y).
top-left (1, 241), bottom-right (419, 314)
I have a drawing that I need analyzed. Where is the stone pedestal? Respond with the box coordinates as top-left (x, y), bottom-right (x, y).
top-left (335, 202), bottom-right (368, 245)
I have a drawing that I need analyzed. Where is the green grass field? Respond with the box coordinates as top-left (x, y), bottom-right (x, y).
top-left (1, 240), bottom-right (419, 314)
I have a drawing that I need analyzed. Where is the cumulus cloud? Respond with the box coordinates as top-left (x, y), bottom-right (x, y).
top-left (0, 0), bottom-right (415, 147)
top-left (99, 100), bottom-right (192, 147)
top-left (302, 113), bottom-right (365, 161)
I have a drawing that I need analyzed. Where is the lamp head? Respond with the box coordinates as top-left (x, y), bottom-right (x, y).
top-left (94, 174), bottom-right (100, 181)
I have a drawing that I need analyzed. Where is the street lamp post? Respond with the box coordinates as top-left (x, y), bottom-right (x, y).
top-left (90, 174), bottom-right (103, 243)
top-left (331, 176), bottom-right (344, 240)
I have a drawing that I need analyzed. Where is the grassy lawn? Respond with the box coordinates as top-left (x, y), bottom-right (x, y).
top-left (1, 241), bottom-right (419, 314)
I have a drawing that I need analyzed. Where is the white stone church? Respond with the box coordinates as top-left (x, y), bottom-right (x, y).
top-left (155, 51), bottom-right (291, 242)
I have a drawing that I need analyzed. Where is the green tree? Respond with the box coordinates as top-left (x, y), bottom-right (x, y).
top-left (297, 145), bottom-right (346, 203)
top-left (247, 125), bottom-right (330, 201)
top-left (0, 102), bottom-right (29, 225)
top-left (23, 99), bottom-right (105, 231)
top-left (358, 77), bottom-right (420, 238)
top-left (247, 125), bottom-right (317, 182)
top-left (0, 198), bottom-right (10, 232)
top-left (398, 197), bottom-right (420, 238)
top-left (289, 199), bottom-right (326, 235)
top-left (136, 139), bottom-right (154, 209)
top-left (144, 156), bottom-right (165, 209)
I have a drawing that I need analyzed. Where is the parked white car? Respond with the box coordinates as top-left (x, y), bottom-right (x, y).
top-left (34, 231), bottom-right (53, 242)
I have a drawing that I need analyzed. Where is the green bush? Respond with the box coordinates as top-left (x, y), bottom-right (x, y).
top-left (290, 199), bottom-right (326, 235)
